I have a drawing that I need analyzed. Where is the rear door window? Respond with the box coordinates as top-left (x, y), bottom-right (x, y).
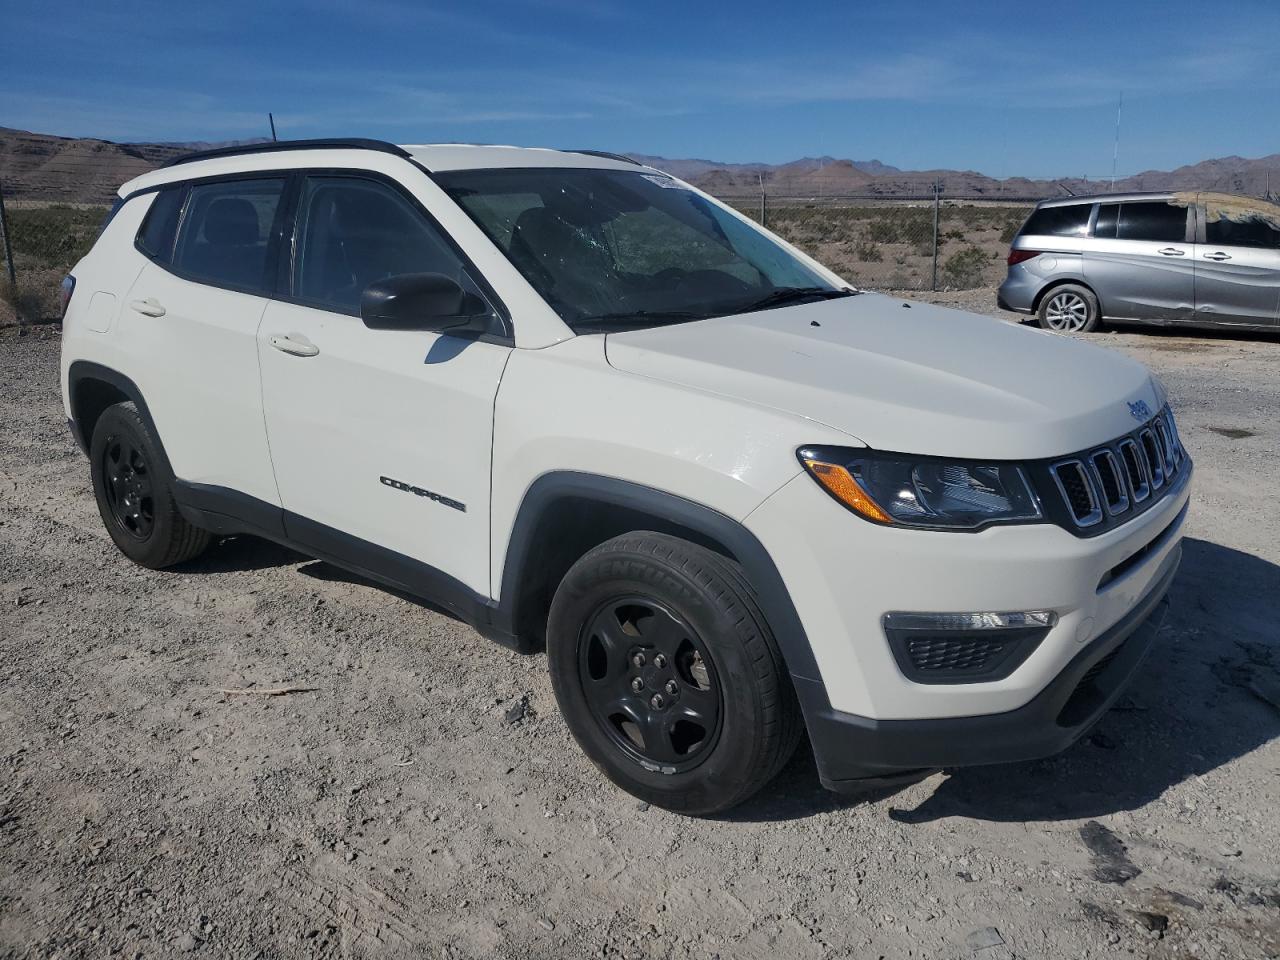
top-left (170, 178), bottom-right (286, 293)
top-left (1205, 215), bottom-right (1280, 249)
top-left (1020, 205), bottom-right (1092, 237)
top-left (1115, 202), bottom-right (1187, 242)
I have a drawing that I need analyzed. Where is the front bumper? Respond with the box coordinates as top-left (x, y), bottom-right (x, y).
top-left (797, 543), bottom-right (1178, 789)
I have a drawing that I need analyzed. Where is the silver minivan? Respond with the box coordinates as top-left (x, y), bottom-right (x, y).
top-left (998, 192), bottom-right (1280, 333)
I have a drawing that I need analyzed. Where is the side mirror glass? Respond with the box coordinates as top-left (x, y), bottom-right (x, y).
top-left (360, 273), bottom-right (491, 332)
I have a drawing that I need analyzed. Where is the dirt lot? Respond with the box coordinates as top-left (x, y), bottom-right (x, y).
top-left (1, 308), bottom-right (1278, 960)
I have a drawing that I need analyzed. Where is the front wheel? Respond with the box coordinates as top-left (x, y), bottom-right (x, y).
top-left (1036, 283), bottom-right (1101, 333)
top-left (547, 532), bottom-right (801, 815)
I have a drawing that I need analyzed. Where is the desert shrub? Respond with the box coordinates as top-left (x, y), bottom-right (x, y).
top-left (999, 215), bottom-right (1026, 244)
top-left (855, 239), bottom-right (882, 262)
top-left (942, 246), bottom-right (992, 289)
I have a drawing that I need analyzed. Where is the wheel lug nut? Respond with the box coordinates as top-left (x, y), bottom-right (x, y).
top-left (653, 653), bottom-right (667, 668)
top-left (632, 652), bottom-right (646, 668)
top-left (665, 680), bottom-right (679, 695)
top-left (630, 677), bottom-right (644, 692)
top-left (649, 693), bottom-right (665, 709)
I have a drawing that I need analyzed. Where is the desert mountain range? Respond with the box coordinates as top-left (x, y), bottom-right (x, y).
top-left (3, 126), bottom-right (1277, 204)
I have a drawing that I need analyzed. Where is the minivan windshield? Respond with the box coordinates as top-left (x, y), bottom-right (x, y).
top-left (436, 167), bottom-right (851, 332)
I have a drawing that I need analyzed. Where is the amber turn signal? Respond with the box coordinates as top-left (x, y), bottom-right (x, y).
top-left (801, 458), bottom-right (893, 524)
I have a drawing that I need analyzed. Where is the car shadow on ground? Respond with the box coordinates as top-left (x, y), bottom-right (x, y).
top-left (730, 537), bottom-right (1280, 825)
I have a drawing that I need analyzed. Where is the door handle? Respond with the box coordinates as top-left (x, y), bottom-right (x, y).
top-left (129, 298), bottom-right (166, 317)
top-left (1157, 248), bottom-right (1185, 257)
top-left (1202, 251), bottom-right (1232, 261)
top-left (269, 334), bottom-right (320, 358)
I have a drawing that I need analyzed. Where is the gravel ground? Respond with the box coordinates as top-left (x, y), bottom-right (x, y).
top-left (1, 307), bottom-right (1277, 960)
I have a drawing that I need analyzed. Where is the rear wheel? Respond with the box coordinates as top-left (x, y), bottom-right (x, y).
top-left (1036, 283), bottom-right (1101, 333)
top-left (547, 532), bottom-right (801, 815)
top-left (90, 402), bottom-right (210, 568)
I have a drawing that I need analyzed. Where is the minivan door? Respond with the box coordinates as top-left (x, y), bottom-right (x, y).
top-left (1085, 200), bottom-right (1194, 322)
top-left (1193, 200), bottom-right (1280, 327)
top-left (257, 173), bottom-right (510, 600)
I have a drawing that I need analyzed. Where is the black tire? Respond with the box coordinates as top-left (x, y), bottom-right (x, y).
top-left (1036, 283), bottom-right (1102, 333)
top-left (89, 401), bottom-right (210, 569)
top-left (547, 532), bottom-right (801, 815)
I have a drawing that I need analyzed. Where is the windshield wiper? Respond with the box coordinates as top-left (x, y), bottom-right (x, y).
top-left (733, 286), bottom-right (856, 314)
top-left (574, 309), bottom-right (706, 331)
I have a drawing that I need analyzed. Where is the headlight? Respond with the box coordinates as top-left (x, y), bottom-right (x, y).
top-left (798, 446), bottom-right (1043, 530)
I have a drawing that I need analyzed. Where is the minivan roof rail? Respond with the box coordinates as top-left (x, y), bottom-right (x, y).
top-left (161, 138), bottom-right (413, 168)
top-left (564, 149), bottom-right (641, 166)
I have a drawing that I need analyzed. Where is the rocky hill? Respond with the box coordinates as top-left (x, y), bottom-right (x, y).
top-left (3, 126), bottom-right (1277, 203)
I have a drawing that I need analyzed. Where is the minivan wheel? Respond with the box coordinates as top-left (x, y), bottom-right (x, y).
top-left (547, 533), bottom-right (801, 815)
top-left (90, 402), bottom-right (211, 569)
top-left (1037, 284), bottom-right (1101, 333)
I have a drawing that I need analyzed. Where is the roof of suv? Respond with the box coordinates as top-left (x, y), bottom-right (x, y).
top-left (1037, 191), bottom-right (1174, 208)
top-left (121, 139), bottom-right (650, 197)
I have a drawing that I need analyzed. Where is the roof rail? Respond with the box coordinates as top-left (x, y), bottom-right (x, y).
top-left (161, 138), bottom-right (412, 169)
top-left (564, 149), bottom-right (641, 166)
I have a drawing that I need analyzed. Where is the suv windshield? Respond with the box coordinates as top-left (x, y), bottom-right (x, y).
top-left (436, 167), bottom-right (850, 331)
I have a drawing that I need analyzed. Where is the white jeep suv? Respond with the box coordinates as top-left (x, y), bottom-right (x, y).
top-left (60, 139), bottom-right (1191, 814)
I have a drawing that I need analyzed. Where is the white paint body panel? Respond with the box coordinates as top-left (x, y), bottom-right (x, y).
top-left (258, 301), bottom-right (510, 595)
top-left (606, 293), bottom-right (1160, 461)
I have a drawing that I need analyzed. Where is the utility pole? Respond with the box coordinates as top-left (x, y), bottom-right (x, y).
top-left (1111, 92), bottom-right (1123, 191)
top-left (930, 181), bottom-right (941, 291)
top-left (0, 180), bottom-right (17, 312)
top-left (269, 113), bottom-right (278, 142)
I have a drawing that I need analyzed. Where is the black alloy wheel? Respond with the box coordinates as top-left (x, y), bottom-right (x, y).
top-left (101, 433), bottom-right (155, 540)
top-left (578, 596), bottom-right (722, 773)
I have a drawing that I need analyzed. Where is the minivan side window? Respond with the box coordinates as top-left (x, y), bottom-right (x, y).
top-left (136, 186), bottom-right (186, 262)
top-left (1205, 214), bottom-right (1280, 250)
top-left (292, 175), bottom-right (485, 316)
top-left (170, 178), bottom-right (286, 293)
top-left (1114, 202), bottom-right (1187, 243)
top-left (1020, 205), bottom-right (1091, 238)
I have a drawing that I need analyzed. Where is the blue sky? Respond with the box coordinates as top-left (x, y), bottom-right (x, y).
top-left (4, 0), bottom-right (1278, 178)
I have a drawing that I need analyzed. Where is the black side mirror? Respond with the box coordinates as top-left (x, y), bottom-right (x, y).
top-left (360, 273), bottom-right (491, 333)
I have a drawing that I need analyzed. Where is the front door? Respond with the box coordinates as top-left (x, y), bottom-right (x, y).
top-left (1193, 203), bottom-right (1280, 327)
top-left (257, 173), bottom-right (510, 598)
top-left (1086, 200), bottom-right (1194, 322)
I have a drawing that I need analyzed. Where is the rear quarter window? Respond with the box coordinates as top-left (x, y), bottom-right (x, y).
top-left (1019, 205), bottom-right (1092, 238)
top-left (135, 186), bottom-right (186, 262)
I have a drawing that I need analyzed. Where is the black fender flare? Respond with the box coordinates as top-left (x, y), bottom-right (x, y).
top-left (498, 472), bottom-right (822, 682)
top-left (66, 361), bottom-right (175, 476)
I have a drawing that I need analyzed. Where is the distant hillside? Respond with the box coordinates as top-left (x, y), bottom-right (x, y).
top-left (0, 128), bottom-right (270, 203)
top-left (2, 126), bottom-right (1277, 203)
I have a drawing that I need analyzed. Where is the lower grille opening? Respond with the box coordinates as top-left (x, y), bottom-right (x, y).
top-left (1098, 504), bottom-right (1186, 590)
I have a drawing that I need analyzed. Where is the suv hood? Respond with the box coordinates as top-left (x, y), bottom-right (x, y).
top-left (604, 293), bottom-right (1160, 460)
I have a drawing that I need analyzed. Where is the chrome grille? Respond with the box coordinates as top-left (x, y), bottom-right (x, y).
top-left (1048, 407), bottom-right (1186, 531)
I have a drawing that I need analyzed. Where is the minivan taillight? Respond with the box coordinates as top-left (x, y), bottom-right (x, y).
top-left (59, 275), bottom-right (76, 320)
top-left (1007, 249), bottom-right (1040, 266)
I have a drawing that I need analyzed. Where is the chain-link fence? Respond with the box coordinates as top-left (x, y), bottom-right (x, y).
top-left (727, 194), bottom-right (1038, 292)
top-left (0, 195), bottom-right (112, 325)
top-left (0, 188), bottom-right (1037, 326)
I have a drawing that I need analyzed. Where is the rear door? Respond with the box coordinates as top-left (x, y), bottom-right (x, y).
top-left (123, 175), bottom-right (287, 506)
top-left (257, 172), bottom-right (511, 598)
top-left (1193, 201), bottom-right (1280, 327)
top-left (1085, 200), bottom-right (1194, 322)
